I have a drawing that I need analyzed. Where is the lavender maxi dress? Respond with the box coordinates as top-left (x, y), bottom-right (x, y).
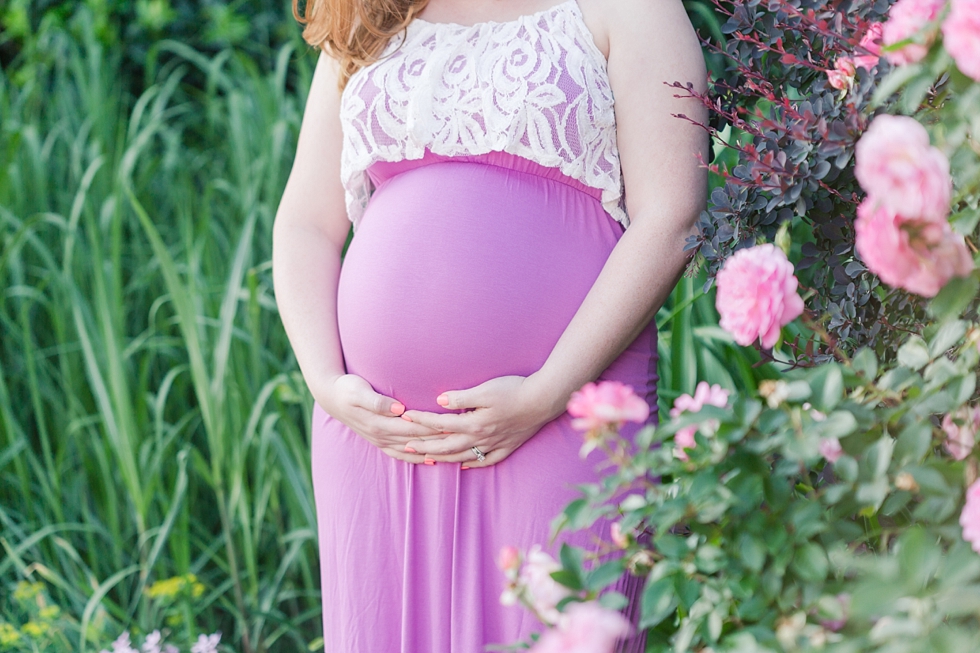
top-left (312, 1), bottom-right (657, 650)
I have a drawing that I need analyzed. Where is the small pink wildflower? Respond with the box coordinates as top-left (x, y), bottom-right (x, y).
top-left (881, 0), bottom-right (946, 65)
top-left (960, 480), bottom-right (980, 553)
top-left (943, 0), bottom-right (980, 81)
top-left (715, 244), bottom-right (804, 349)
top-left (610, 522), bottom-right (628, 549)
top-left (529, 601), bottom-right (632, 653)
top-left (942, 406), bottom-right (980, 460)
top-left (568, 381), bottom-right (649, 457)
top-left (520, 545), bottom-right (571, 625)
top-left (142, 631), bottom-right (163, 653)
top-left (670, 382), bottom-right (730, 460)
top-left (819, 437), bottom-right (843, 463)
top-left (190, 633), bottom-right (220, 653)
top-left (497, 546), bottom-right (520, 574)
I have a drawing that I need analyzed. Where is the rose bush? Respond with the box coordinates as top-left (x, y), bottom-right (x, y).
top-left (505, 0), bottom-right (980, 650)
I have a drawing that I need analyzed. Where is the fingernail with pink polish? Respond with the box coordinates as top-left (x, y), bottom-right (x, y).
top-left (461, 465), bottom-right (470, 470)
top-left (391, 402), bottom-right (405, 415)
top-left (436, 394), bottom-right (449, 407)
top-left (405, 446), bottom-right (417, 453)
top-left (401, 414), bottom-right (413, 422)
top-left (424, 459), bottom-right (436, 466)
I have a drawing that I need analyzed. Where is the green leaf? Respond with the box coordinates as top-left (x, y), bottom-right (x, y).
top-left (790, 542), bottom-right (828, 583)
top-left (737, 533), bottom-right (767, 572)
top-left (808, 363), bottom-right (844, 412)
top-left (655, 533), bottom-right (688, 559)
top-left (895, 422), bottom-right (933, 465)
top-left (695, 545), bottom-right (726, 574)
top-left (928, 274), bottom-right (979, 322)
top-left (640, 576), bottom-right (677, 629)
top-left (599, 591), bottom-right (629, 611)
top-left (851, 347), bottom-right (878, 381)
top-left (833, 455), bottom-right (859, 483)
top-left (550, 569), bottom-right (584, 591)
top-left (928, 319), bottom-right (968, 359)
top-left (871, 63), bottom-right (925, 106)
top-left (586, 559), bottom-right (625, 592)
top-left (898, 336), bottom-right (930, 370)
top-left (815, 411), bottom-right (858, 441)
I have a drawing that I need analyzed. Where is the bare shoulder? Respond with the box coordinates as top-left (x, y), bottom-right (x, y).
top-left (579, 0), bottom-right (706, 91)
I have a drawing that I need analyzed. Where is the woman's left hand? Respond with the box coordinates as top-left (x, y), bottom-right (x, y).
top-left (400, 374), bottom-right (566, 467)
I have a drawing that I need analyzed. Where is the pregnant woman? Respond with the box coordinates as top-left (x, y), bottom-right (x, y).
top-left (272, 0), bottom-right (707, 649)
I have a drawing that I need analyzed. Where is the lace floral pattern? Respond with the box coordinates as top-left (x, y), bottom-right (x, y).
top-left (339, 0), bottom-right (627, 227)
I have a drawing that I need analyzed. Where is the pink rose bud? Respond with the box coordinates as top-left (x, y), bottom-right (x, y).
top-left (942, 406), bottom-right (980, 460)
top-left (567, 381), bottom-right (650, 432)
top-left (497, 546), bottom-right (521, 574)
top-left (715, 244), bottom-right (805, 349)
top-left (882, 0), bottom-right (945, 65)
top-left (855, 115), bottom-right (952, 222)
top-left (610, 522), bottom-right (629, 549)
top-left (854, 198), bottom-right (973, 298)
top-left (529, 601), bottom-right (633, 653)
top-left (827, 57), bottom-right (856, 90)
top-left (669, 381), bottom-right (730, 460)
top-left (961, 479), bottom-right (980, 554)
top-left (819, 437), bottom-right (844, 463)
top-left (853, 22), bottom-right (884, 69)
top-left (943, 0), bottom-right (980, 81)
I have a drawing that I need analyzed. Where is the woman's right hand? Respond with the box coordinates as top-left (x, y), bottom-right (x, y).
top-left (317, 374), bottom-right (441, 463)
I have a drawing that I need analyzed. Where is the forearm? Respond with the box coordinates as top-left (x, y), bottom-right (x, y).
top-left (530, 216), bottom-right (694, 417)
top-left (272, 220), bottom-right (347, 402)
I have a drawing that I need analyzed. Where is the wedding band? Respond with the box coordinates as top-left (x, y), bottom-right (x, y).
top-left (471, 447), bottom-right (486, 462)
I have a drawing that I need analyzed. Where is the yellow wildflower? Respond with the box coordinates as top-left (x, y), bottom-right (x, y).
top-left (39, 605), bottom-right (61, 620)
top-left (12, 581), bottom-right (43, 603)
top-left (0, 623), bottom-right (22, 646)
top-left (21, 620), bottom-right (49, 638)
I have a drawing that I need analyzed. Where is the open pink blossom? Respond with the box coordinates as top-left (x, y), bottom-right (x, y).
top-left (610, 522), bottom-right (628, 549)
top-left (854, 198), bottom-right (973, 297)
top-left (942, 406), bottom-right (980, 460)
top-left (854, 22), bottom-right (884, 69)
top-left (190, 634), bottom-right (220, 653)
top-left (567, 381), bottom-right (649, 432)
top-left (961, 480), bottom-right (980, 553)
top-left (715, 244), bottom-right (804, 348)
top-left (529, 601), bottom-right (633, 653)
top-left (943, 0), bottom-right (980, 81)
top-left (521, 545), bottom-right (572, 625)
top-left (854, 115), bottom-right (952, 222)
top-left (670, 381), bottom-right (730, 460)
top-left (881, 0), bottom-right (945, 65)
top-left (819, 437), bottom-right (844, 463)
top-left (827, 57), bottom-right (857, 90)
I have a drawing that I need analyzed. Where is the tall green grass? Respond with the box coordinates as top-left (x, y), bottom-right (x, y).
top-left (1, 13), bottom-right (320, 652)
top-left (0, 4), bottom-right (764, 653)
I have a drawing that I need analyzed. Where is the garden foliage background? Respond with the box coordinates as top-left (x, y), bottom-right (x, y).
top-left (0, 1), bottom-right (763, 651)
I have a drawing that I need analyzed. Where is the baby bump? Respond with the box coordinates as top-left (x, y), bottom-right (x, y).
top-left (336, 160), bottom-right (625, 412)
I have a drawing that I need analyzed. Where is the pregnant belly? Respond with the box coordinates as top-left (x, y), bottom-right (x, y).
top-left (337, 160), bottom-right (623, 413)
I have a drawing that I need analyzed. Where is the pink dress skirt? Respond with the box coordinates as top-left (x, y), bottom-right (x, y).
top-left (312, 151), bottom-right (656, 652)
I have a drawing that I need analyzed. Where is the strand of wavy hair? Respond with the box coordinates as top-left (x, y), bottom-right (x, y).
top-left (294, 0), bottom-right (429, 89)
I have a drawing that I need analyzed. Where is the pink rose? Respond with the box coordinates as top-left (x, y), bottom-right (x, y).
top-left (715, 244), bottom-right (805, 348)
top-left (521, 545), bottom-right (572, 625)
top-left (827, 57), bottom-right (857, 89)
top-left (943, 0), bottom-right (980, 81)
top-left (854, 22), bottom-right (884, 69)
top-left (854, 115), bottom-right (952, 222)
top-left (961, 479), bottom-right (980, 553)
top-left (881, 0), bottom-right (946, 65)
top-left (610, 522), bottom-right (628, 549)
top-left (819, 437), bottom-right (843, 463)
top-left (670, 381), bottom-right (730, 460)
top-left (530, 602), bottom-right (633, 653)
top-left (942, 406), bottom-right (980, 460)
top-left (567, 381), bottom-right (650, 432)
top-left (854, 198), bottom-right (973, 297)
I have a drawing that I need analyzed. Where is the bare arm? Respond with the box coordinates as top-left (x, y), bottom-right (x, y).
top-left (273, 53), bottom-right (439, 461)
top-left (404, 0), bottom-right (709, 463)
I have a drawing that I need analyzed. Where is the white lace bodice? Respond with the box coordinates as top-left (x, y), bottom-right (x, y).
top-left (339, 0), bottom-right (628, 228)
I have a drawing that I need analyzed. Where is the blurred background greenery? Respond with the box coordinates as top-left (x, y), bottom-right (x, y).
top-left (0, 1), bottom-right (769, 651)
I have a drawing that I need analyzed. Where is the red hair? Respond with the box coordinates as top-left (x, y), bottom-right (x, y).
top-left (293, 0), bottom-right (429, 88)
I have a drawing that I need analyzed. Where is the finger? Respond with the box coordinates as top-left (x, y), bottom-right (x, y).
top-left (363, 414), bottom-right (442, 439)
top-left (460, 446), bottom-right (511, 469)
top-left (401, 409), bottom-right (473, 433)
top-left (437, 384), bottom-right (488, 411)
top-left (403, 433), bottom-right (478, 456)
top-left (378, 447), bottom-right (426, 464)
top-left (348, 379), bottom-right (406, 417)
